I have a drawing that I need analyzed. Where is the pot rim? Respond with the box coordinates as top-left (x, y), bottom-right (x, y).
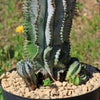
top-left (0, 67), bottom-right (100, 100)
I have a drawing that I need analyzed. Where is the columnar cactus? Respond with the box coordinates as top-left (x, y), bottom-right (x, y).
top-left (17, 0), bottom-right (76, 89)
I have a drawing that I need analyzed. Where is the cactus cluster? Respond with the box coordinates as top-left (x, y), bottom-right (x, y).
top-left (16, 0), bottom-right (88, 89)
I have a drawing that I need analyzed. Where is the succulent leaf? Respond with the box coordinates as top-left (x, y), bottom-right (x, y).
top-left (71, 63), bottom-right (81, 77)
top-left (65, 61), bottom-right (79, 80)
top-left (65, 61), bottom-right (88, 85)
top-left (43, 78), bottom-right (51, 86)
top-left (17, 59), bottom-right (37, 85)
top-left (74, 76), bottom-right (80, 85)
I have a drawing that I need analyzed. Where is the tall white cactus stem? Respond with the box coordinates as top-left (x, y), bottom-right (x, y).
top-left (44, 0), bottom-right (55, 79)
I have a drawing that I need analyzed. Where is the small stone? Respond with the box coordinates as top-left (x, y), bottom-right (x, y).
top-left (72, 85), bottom-right (77, 90)
top-left (81, 85), bottom-right (88, 93)
top-left (39, 93), bottom-right (50, 99)
top-left (58, 95), bottom-right (64, 98)
top-left (87, 85), bottom-right (94, 91)
top-left (74, 87), bottom-right (82, 95)
top-left (35, 96), bottom-right (40, 99)
top-left (53, 81), bottom-right (62, 87)
top-left (6, 72), bottom-right (10, 76)
top-left (58, 87), bottom-right (64, 92)
top-left (62, 90), bottom-right (68, 96)
top-left (63, 81), bottom-right (68, 87)
top-left (0, 73), bottom-right (6, 79)
top-left (25, 87), bottom-right (29, 93)
top-left (51, 88), bottom-right (58, 96)
top-left (67, 90), bottom-right (72, 96)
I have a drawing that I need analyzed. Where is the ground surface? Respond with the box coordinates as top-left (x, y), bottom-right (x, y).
top-left (0, 0), bottom-right (100, 99)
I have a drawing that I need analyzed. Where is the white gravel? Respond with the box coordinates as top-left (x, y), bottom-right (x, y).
top-left (0, 68), bottom-right (100, 99)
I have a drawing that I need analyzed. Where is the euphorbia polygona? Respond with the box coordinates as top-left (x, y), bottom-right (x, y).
top-left (16, 0), bottom-right (85, 89)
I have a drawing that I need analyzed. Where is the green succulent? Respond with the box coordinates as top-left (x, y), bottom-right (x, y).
top-left (65, 61), bottom-right (88, 85)
top-left (43, 78), bottom-right (51, 86)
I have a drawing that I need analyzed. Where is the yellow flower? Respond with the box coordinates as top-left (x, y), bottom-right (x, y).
top-left (16, 25), bottom-right (24, 33)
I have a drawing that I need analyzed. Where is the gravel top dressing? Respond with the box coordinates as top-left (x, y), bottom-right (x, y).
top-left (0, 67), bottom-right (100, 99)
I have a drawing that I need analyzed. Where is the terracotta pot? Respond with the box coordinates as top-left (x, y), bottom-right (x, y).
top-left (0, 68), bottom-right (100, 100)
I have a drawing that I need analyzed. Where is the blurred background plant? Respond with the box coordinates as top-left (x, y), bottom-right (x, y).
top-left (0, 0), bottom-right (100, 99)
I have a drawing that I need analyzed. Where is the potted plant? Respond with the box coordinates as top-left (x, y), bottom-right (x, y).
top-left (0, 0), bottom-right (100, 100)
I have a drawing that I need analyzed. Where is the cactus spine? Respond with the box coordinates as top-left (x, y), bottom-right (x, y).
top-left (17, 0), bottom-right (76, 88)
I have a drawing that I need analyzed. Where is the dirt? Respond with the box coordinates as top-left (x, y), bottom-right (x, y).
top-left (71, 0), bottom-right (100, 68)
top-left (0, 66), bottom-right (100, 99)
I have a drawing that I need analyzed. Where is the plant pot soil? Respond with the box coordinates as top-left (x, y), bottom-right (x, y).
top-left (0, 65), bottom-right (100, 100)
